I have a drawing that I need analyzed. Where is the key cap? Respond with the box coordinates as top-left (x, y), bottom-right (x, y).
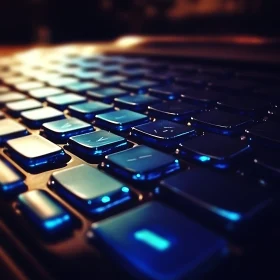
top-left (91, 202), bottom-right (227, 280)
top-left (0, 86), bottom-right (9, 93)
top-left (49, 164), bottom-right (133, 215)
top-left (95, 109), bottom-right (149, 132)
top-left (191, 110), bottom-right (253, 135)
top-left (114, 94), bottom-right (160, 112)
top-left (100, 65), bottom-right (122, 74)
top-left (94, 75), bottom-right (127, 86)
top-left (148, 84), bottom-right (187, 100)
top-left (47, 93), bottom-right (87, 110)
top-left (21, 107), bottom-right (65, 129)
top-left (178, 133), bottom-right (250, 169)
top-left (3, 76), bottom-right (30, 85)
top-left (15, 81), bottom-right (44, 92)
top-left (0, 119), bottom-right (28, 145)
top-left (74, 70), bottom-right (103, 80)
top-left (175, 74), bottom-right (212, 87)
top-left (6, 99), bottom-right (42, 117)
top-left (87, 87), bottom-right (128, 103)
top-left (148, 101), bottom-right (201, 122)
top-left (131, 120), bottom-right (195, 148)
top-left (0, 157), bottom-right (25, 194)
top-left (209, 79), bottom-right (256, 93)
top-left (48, 77), bottom-right (79, 87)
top-left (119, 68), bottom-right (151, 78)
top-left (18, 190), bottom-right (72, 236)
top-left (68, 130), bottom-right (128, 160)
top-left (68, 101), bottom-right (114, 121)
top-left (0, 92), bottom-right (26, 106)
top-left (42, 117), bottom-right (94, 143)
top-left (102, 145), bottom-right (180, 182)
top-left (160, 169), bottom-right (272, 230)
top-left (28, 87), bottom-right (64, 100)
top-left (64, 82), bottom-right (99, 95)
top-left (78, 61), bottom-right (102, 69)
top-left (6, 135), bottom-right (68, 171)
top-left (120, 79), bottom-right (159, 93)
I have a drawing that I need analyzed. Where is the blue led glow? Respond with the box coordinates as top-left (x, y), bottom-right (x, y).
top-left (214, 163), bottom-right (229, 169)
top-left (174, 159), bottom-right (179, 163)
top-left (44, 214), bottom-right (70, 230)
top-left (134, 229), bottom-right (171, 251)
top-left (196, 155), bottom-right (211, 162)
top-left (136, 173), bottom-right (141, 178)
top-left (213, 208), bottom-right (241, 222)
top-left (121, 187), bottom-right (130, 193)
top-left (101, 196), bottom-right (111, 203)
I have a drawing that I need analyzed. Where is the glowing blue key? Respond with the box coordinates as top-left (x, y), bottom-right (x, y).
top-left (197, 155), bottom-right (211, 162)
top-left (121, 187), bottom-right (130, 193)
top-left (101, 196), bottom-right (111, 203)
top-left (134, 229), bottom-right (170, 251)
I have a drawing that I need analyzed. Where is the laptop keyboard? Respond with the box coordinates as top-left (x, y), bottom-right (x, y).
top-left (0, 51), bottom-right (280, 279)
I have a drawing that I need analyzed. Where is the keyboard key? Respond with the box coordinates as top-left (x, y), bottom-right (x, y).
top-left (148, 101), bottom-right (201, 122)
top-left (28, 87), bottom-right (64, 100)
top-left (131, 120), bottom-right (195, 148)
top-left (0, 86), bottom-right (9, 93)
top-left (0, 92), bottom-right (26, 106)
top-left (42, 117), bottom-right (94, 143)
top-left (18, 190), bottom-right (72, 236)
top-left (3, 76), bottom-right (30, 85)
top-left (21, 107), bottom-right (65, 129)
top-left (48, 77), bottom-right (79, 87)
top-left (64, 82), bottom-right (99, 94)
top-left (6, 135), bottom-right (68, 171)
top-left (191, 110), bottom-right (253, 135)
top-left (68, 130), bottom-right (128, 160)
top-left (94, 75), bottom-right (127, 86)
top-left (78, 61), bottom-right (102, 69)
top-left (119, 68), bottom-right (151, 78)
top-left (175, 74), bottom-right (212, 87)
top-left (91, 202), bottom-right (227, 280)
top-left (100, 64), bottom-right (122, 74)
top-left (0, 119), bottom-right (28, 145)
top-left (15, 81), bottom-right (44, 92)
top-left (209, 79), bottom-right (256, 93)
top-left (160, 169), bottom-right (272, 230)
top-left (87, 87), bottom-right (128, 103)
top-left (148, 84), bottom-right (187, 100)
top-left (49, 164), bottom-right (133, 215)
top-left (47, 93), bottom-right (86, 110)
top-left (6, 99), bottom-right (42, 116)
top-left (120, 79), bottom-right (159, 93)
top-left (95, 109), bottom-right (149, 132)
top-left (178, 133), bottom-right (250, 168)
top-left (114, 94), bottom-right (160, 112)
top-left (74, 70), bottom-right (103, 80)
top-left (0, 157), bottom-right (25, 194)
top-left (102, 145), bottom-right (180, 182)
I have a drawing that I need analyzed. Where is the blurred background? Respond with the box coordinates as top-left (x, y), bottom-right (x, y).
top-left (1, 0), bottom-right (280, 44)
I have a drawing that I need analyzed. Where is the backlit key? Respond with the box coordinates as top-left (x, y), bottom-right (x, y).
top-left (28, 87), bottom-right (64, 100)
top-left (46, 93), bottom-right (86, 110)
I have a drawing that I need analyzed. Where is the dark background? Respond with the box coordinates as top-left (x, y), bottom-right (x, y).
top-left (1, 0), bottom-right (280, 44)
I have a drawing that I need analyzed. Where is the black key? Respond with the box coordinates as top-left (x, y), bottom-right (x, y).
top-left (94, 75), bottom-right (127, 86)
top-left (28, 87), bottom-right (65, 100)
top-left (91, 202), bottom-right (227, 280)
top-left (175, 74), bottom-right (213, 87)
top-left (0, 92), bottom-right (26, 106)
top-left (47, 93), bottom-right (87, 110)
top-left (120, 79), bottom-right (159, 93)
top-left (42, 117), bottom-right (94, 143)
top-left (198, 66), bottom-right (232, 77)
top-left (148, 101), bottom-right (201, 122)
top-left (68, 130), bottom-right (128, 160)
top-left (6, 99), bottom-right (42, 117)
top-left (191, 110), bottom-right (253, 135)
top-left (87, 87), bottom-right (128, 103)
top-left (178, 133), bottom-right (250, 169)
top-left (114, 94), bottom-right (160, 112)
top-left (21, 107), bottom-right (65, 129)
top-left (102, 145), bottom-right (180, 182)
top-left (245, 121), bottom-right (280, 148)
top-left (145, 71), bottom-right (176, 82)
top-left (15, 81), bottom-right (44, 92)
top-left (160, 169), bottom-right (272, 230)
top-left (0, 157), bottom-right (25, 194)
top-left (68, 101), bottom-right (114, 121)
top-left (0, 86), bottom-right (9, 93)
top-left (209, 79), bottom-right (256, 93)
top-left (48, 77), bottom-right (79, 87)
top-left (18, 190), bottom-right (72, 236)
top-left (170, 63), bottom-right (199, 73)
top-left (95, 109), bottom-right (149, 132)
top-left (131, 120), bottom-right (195, 148)
top-left (64, 82), bottom-right (99, 95)
top-left (6, 135), bottom-right (68, 171)
top-left (148, 84), bottom-right (187, 100)
top-left (49, 164), bottom-right (133, 215)
top-left (0, 119), bottom-right (28, 145)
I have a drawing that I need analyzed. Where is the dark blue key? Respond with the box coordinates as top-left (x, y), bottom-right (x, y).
top-left (191, 110), bottom-right (253, 135)
top-left (148, 84), bottom-right (187, 100)
top-left (148, 101), bottom-right (201, 122)
top-left (131, 120), bottom-right (195, 148)
top-left (102, 145), bottom-right (180, 182)
top-left (120, 79), bottom-right (159, 93)
top-left (114, 94), bottom-right (160, 112)
top-left (87, 87), bottom-right (128, 103)
top-left (47, 93), bottom-right (87, 110)
top-left (100, 65), bottom-right (122, 74)
top-left (0, 92), bottom-right (26, 106)
top-left (6, 99), bottom-right (42, 116)
top-left (42, 117), bottom-right (94, 143)
top-left (91, 202), bottom-right (227, 280)
top-left (0, 119), bottom-right (28, 145)
top-left (94, 75), bottom-right (127, 86)
top-left (6, 135), bottom-right (67, 171)
top-left (18, 190), bottom-right (72, 236)
top-left (95, 109), bottom-right (149, 132)
top-left (28, 87), bottom-right (64, 101)
top-left (160, 169), bottom-right (272, 230)
top-left (178, 133), bottom-right (250, 169)
top-left (64, 82), bottom-right (99, 95)
top-left (49, 164), bottom-right (133, 215)
top-left (68, 130), bottom-right (128, 160)
top-left (175, 74), bottom-right (213, 87)
top-left (68, 102), bottom-right (114, 121)
top-left (119, 68), bottom-right (151, 78)
top-left (209, 79), bottom-right (257, 93)
top-left (21, 107), bottom-right (65, 129)
top-left (0, 157), bottom-right (25, 194)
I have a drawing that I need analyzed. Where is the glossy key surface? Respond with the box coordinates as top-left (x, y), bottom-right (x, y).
top-left (15, 81), bottom-right (44, 92)
top-left (94, 75), bottom-right (127, 86)
top-left (28, 87), bottom-right (64, 100)
top-left (120, 79), bottom-right (159, 93)
top-left (87, 87), bottom-right (128, 103)
top-left (47, 93), bottom-right (87, 110)
top-left (148, 84), bottom-right (187, 100)
top-left (6, 99), bottom-right (42, 116)
top-left (64, 82), bottom-right (99, 94)
top-left (0, 92), bottom-right (26, 106)
top-left (92, 202), bottom-right (227, 280)
top-left (48, 77), bottom-right (79, 87)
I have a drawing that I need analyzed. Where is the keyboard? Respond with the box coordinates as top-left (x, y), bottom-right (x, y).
top-left (0, 47), bottom-right (280, 280)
